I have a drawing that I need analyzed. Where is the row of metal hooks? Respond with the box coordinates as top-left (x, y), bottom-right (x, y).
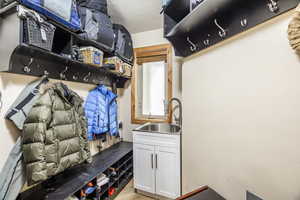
top-left (186, 0), bottom-right (280, 52)
top-left (22, 57), bottom-right (112, 85)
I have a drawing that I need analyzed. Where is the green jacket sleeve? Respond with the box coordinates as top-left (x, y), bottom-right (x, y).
top-left (22, 92), bottom-right (52, 185)
top-left (78, 102), bottom-right (92, 163)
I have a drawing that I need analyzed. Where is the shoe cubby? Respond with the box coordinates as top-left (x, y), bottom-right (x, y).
top-left (17, 142), bottom-right (133, 200)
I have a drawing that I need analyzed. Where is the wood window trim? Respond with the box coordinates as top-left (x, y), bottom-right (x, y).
top-left (131, 44), bottom-right (173, 124)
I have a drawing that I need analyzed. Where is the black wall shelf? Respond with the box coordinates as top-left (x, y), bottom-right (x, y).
top-left (164, 0), bottom-right (299, 57)
top-left (8, 44), bottom-right (129, 88)
top-left (0, 5), bottom-right (131, 88)
top-left (17, 142), bottom-right (133, 200)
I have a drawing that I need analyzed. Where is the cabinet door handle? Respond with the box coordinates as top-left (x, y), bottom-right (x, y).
top-left (155, 154), bottom-right (158, 169)
top-left (151, 154), bottom-right (154, 169)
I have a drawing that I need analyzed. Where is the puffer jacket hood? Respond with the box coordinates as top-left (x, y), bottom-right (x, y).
top-left (22, 83), bottom-right (91, 185)
top-left (97, 84), bottom-right (117, 103)
top-left (85, 85), bottom-right (118, 140)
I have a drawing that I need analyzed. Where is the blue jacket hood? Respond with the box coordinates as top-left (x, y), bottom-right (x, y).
top-left (97, 85), bottom-right (117, 102)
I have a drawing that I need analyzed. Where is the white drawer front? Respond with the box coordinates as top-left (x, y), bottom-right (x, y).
top-left (133, 131), bottom-right (180, 148)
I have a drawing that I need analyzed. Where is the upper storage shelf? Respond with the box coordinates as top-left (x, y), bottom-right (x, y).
top-left (0, 4), bottom-right (131, 88)
top-left (164, 0), bottom-right (190, 23)
top-left (166, 0), bottom-right (234, 38)
top-left (164, 0), bottom-right (299, 57)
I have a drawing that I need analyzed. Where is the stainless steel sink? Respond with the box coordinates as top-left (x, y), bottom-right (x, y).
top-left (134, 123), bottom-right (181, 135)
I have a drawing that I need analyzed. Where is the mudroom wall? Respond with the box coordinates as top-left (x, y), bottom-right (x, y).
top-left (0, 74), bottom-right (120, 170)
top-left (182, 11), bottom-right (300, 200)
top-left (118, 28), bottom-right (182, 142)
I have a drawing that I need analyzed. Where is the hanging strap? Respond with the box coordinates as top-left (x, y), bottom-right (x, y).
top-left (6, 78), bottom-right (48, 119)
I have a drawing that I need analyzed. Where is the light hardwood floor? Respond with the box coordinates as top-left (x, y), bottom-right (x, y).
top-left (115, 180), bottom-right (154, 200)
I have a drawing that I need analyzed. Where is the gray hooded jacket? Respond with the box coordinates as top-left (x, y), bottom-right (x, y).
top-left (0, 76), bottom-right (48, 200)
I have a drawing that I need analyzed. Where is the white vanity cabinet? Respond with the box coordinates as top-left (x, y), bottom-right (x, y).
top-left (133, 131), bottom-right (181, 199)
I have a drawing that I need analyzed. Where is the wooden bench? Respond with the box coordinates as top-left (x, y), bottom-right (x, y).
top-left (176, 186), bottom-right (226, 200)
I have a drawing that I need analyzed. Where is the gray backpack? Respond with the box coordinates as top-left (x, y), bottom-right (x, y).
top-left (78, 6), bottom-right (115, 53)
top-left (162, 0), bottom-right (173, 7)
top-left (0, 0), bottom-right (15, 8)
top-left (77, 0), bottom-right (108, 15)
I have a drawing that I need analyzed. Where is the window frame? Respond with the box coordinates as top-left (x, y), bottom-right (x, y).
top-left (131, 44), bottom-right (173, 124)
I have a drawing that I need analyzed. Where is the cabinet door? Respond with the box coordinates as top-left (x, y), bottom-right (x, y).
top-left (133, 143), bottom-right (156, 194)
top-left (155, 146), bottom-right (180, 199)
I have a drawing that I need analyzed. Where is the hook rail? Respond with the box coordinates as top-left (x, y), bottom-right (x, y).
top-left (8, 44), bottom-right (129, 88)
top-left (163, 0), bottom-right (295, 57)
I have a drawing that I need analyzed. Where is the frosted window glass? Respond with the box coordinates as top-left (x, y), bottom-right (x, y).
top-left (141, 61), bottom-right (166, 116)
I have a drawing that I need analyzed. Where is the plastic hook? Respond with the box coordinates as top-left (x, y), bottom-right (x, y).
top-left (187, 37), bottom-right (197, 52)
top-left (268, 0), bottom-right (279, 13)
top-left (214, 19), bottom-right (226, 38)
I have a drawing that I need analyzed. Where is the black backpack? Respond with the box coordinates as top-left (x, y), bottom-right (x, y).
top-left (78, 6), bottom-right (115, 53)
top-left (77, 0), bottom-right (108, 15)
top-left (113, 24), bottom-right (134, 65)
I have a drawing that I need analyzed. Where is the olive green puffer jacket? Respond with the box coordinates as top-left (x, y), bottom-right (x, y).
top-left (22, 83), bottom-right (92, 185)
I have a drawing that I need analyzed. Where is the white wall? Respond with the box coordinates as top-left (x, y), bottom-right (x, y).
top-left (182, 12), bottom-right (300, 200)
top-left (118, 28), bottom-right (182, 142)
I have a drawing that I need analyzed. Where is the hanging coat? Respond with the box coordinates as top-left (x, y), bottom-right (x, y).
top-left (22, 83), bottom-right (91, 185)
top-left (84, 85), bottom-right (118, 140)
top-left (0, 76), bottom-right (48, 200)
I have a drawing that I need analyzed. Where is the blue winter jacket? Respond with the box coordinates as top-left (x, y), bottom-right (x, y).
top-left (84, 85), bottom-right (119, 140)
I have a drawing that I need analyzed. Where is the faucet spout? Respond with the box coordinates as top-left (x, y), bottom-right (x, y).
top-left (167, 98), bottom-right (182, 128)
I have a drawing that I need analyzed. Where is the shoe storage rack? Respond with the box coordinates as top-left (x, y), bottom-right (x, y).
top-left (17, 142), bottom-right (133, 200)
top-left (0, 4), bottom-right (130, 88)
top-left (164, 0), bottom-right (299, 57)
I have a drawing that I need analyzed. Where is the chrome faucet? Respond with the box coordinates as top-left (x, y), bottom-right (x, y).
top-left (165, 98), bottom-right (182, 128)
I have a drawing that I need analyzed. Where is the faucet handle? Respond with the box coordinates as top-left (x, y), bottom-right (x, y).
top-left (163, 99), bottom-right (169, 115)
top-left (174, 115), bottom-right (180, 126)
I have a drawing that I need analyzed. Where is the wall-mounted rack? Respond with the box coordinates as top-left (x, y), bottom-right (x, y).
top-left (9, 44), bottom-right (129, 87)
top-left (164, 0), bottom-right (299, 57)
top-left (0, 4), bottom-right (130, 88)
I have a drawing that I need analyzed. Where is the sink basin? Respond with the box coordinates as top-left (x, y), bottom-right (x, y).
top-left (134, 123), bottom-right (181, 135)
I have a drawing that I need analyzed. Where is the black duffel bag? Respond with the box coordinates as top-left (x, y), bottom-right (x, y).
top-left (77, 0), bottom-right (108, 15)
top-left (78, 6), bottom-right (115, 53)
top-left (113, 24), bottom-right (134, 65)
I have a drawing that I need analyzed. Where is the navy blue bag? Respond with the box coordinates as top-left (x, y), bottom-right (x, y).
top-left (19, 0), bottom-right (81, 32)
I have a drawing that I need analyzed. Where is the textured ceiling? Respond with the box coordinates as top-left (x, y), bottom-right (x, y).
top-left (107, 0), bottom-right (163, 33)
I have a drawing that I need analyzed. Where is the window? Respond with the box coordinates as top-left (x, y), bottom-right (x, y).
top-left (131, 44), bottom-right (173, 124)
